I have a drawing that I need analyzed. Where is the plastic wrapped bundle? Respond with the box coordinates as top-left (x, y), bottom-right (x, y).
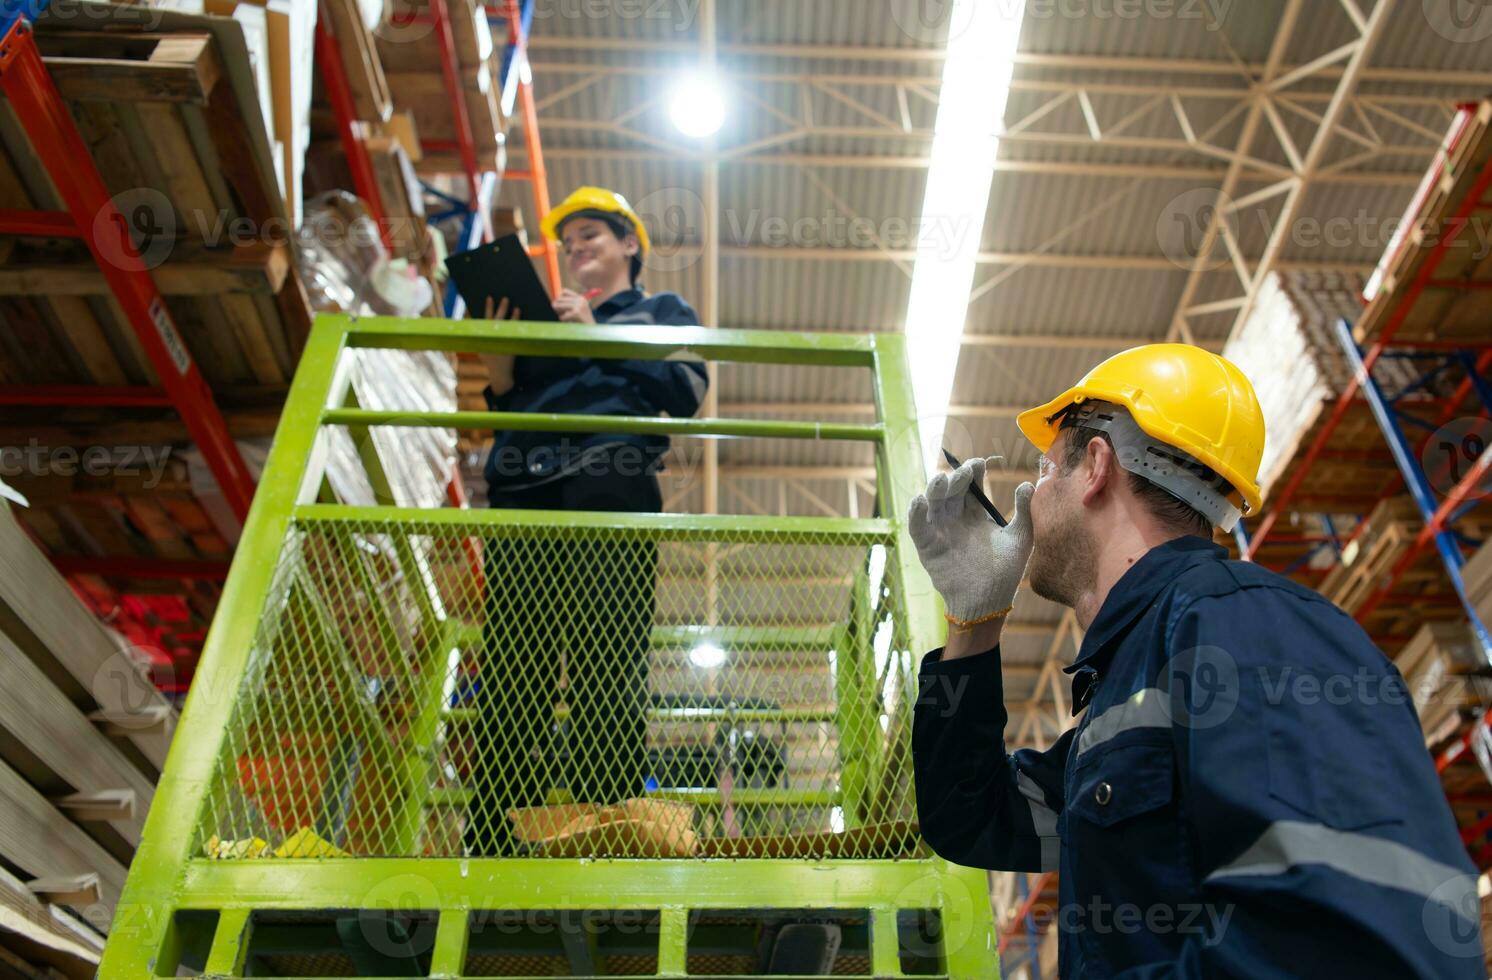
top-left (1223, 270), bottom-right (1428, 503)
top-left (297, 191), bottom-right (433, 317)
top-left (296, 191), bottom-right (455, 509)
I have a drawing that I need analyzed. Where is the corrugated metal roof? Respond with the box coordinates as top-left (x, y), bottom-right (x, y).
top-left (510, 0), bottom-right (1472, 650)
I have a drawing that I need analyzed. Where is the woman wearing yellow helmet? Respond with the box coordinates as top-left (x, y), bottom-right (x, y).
top-left (466, 187), bottom-right (708, 857)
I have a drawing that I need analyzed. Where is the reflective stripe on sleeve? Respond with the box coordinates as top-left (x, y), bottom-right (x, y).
top-left (1206, 820), bottom-right (1477, 921)
top-left (1017, 770), bottom-right (1061, 872)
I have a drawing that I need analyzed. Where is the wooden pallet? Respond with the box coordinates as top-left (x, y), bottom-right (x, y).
top-left (1355, 99), bottom-right (1492, 346)
top-left (1394, 620), bottom-right (1489, 742)
top-left (374, 0), bottom-right (505, 174)
top-left (0, 20), bottom-right (313, 391)
top-left (1316, 496), bottom-right (1492, 652)
top-left (1260, 399), bottom-right (1413, 511)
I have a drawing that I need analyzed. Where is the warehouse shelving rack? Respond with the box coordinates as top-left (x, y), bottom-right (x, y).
top-left (0, 0), bottom-right (258, 529)
top-left (1235, 99), bottom-right (1492, 864)
top-left (99, 315), bottom-right (1000, 978)
top-left (0, 0), bottom-right (270, 668)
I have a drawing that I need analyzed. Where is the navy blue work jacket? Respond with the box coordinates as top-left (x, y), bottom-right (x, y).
top-left (483, 289), bottom-right (708, 499)
top-left (914, 535), bottom-right (1482, 978)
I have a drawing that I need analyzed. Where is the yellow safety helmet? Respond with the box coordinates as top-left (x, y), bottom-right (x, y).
top-left (1015, 344), bottom-right (1266, 522)
top-left (540, 186), bottom-right (651, 258)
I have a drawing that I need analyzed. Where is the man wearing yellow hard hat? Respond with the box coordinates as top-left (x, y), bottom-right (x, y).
top-left (467, 187), bottom-right (708, 857)
top-left (909, 345), bottom-right (1478, 976)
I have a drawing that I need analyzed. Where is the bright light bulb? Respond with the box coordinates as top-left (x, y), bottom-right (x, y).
top-left (689, 643), bottom-right (727, 669)
top-left (669, 74), bottom-right (726, 138)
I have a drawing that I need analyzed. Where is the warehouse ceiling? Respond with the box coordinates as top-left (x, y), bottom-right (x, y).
top-left (506, 0), bottom-right (1492, 733)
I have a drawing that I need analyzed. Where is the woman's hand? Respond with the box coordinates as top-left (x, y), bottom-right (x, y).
top-left (485, 296), bottom-right (522, 321)
top-left (480, 297), bottom-right (518, 395)
top-left (553, 289), bottom-right (596, 324)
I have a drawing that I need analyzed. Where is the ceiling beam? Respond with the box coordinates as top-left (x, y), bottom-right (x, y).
top-left (1164, 0), bottom-right (1394, 344)
top-left (634, 244), bottom-right (1373, 272)
top-left (520, 147), bottom-right (1421, 185)
top-left (527, 37), bottom-right (1492, 87)
top-left (531, 60), bottom-right (1457, 109)
top-left (961, 333), bottom-right (1224, 350)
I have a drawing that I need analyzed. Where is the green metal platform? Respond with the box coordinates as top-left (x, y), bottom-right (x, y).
top-left (100, 316), bottom-right (1000, 978)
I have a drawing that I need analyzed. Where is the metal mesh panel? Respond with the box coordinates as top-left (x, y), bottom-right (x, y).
top-left (195, 513), bottom-right (920, 860)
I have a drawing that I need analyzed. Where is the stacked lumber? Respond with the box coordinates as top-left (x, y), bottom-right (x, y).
top-left (1356, 99), bottom-right (1492, 346)
top-left (1319, 496), bottom-right (1492, 651)
top-left (0, 863), bottom-right (103, 979)
top-left (0, 499), bottom-right (177, 940)
top-left (321, 0), bottom-right (393, 124)
top-left (375, 0), bottom-right (506, 175)
top-left (201, 0), bottom-right (318, 229)
top-left (1, 6), bottom-right (313, 387)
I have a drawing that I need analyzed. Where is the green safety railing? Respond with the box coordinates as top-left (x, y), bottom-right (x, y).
top-left (100, 316), bottom-right (1000, 978)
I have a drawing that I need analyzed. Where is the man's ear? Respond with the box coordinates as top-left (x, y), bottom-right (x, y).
top-left (623, 234), bottom-right (641, 258)
top-left (1080, 436), bottom-right (1116, 507)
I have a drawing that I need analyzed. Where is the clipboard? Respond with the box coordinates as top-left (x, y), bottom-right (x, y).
top-left (444, 233), bottom-right (559, 321)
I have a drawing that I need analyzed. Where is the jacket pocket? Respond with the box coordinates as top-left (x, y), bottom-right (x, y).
top-left (1265, 690), bottom-right (1402, 830)
top-left (1068, 738), bottom-right (1176, 829)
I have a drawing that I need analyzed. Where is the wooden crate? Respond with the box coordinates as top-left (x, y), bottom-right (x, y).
top-left (1394, 620), bottom-right (1489, 743)
top-left (0, 16), bottom-right (313, 391)
top-left (374, 0), bottom-right (505, 174)
top-left (319, 0), bottom-right (393, 123)
top-left (1355, 99), bottom-right (1492, 346)
top-left (1319, 496), bottom-right (1492, 651)
top-left (1260, 400), bottom-right (1411, 512)
top-left (0, 500), bottom-right (180, 934)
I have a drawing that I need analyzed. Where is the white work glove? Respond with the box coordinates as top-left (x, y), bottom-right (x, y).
top-left (907, 456), bottom-right (1035, 624)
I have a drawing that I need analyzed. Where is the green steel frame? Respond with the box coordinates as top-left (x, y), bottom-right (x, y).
top-left (100, 315), bottom-right (1000, 978)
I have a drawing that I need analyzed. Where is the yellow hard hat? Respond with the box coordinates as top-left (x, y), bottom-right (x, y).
top-left (1015, 343), bottom-right (1266, 518)
top-left (540, 186), bottom-right (651, 258)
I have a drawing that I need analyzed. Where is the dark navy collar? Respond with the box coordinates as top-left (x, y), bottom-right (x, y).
top-left (593, 287), bottom-right (644, 321)
top-left (1064, 535), bottom-right (1226, 682)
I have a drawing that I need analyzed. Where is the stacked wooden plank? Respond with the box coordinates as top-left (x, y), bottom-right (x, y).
top-left (375, 0), bottom-right (506, 176)
top-left (0, 9), bottom-right (313, 388)
top-left (1355, 99), bottom-right (1492, 347)
top-left (0, 499), bottom-right (177, 942)
top-left (1319, 496), bottom-right (1492, 651)
top-left (322, 0), bottom-right (393, 124)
